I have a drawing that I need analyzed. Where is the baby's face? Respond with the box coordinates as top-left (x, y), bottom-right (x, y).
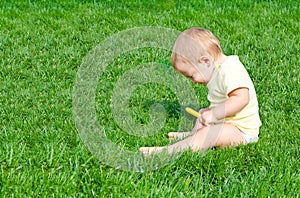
top-left (174, 58), bottom-right (211, 85)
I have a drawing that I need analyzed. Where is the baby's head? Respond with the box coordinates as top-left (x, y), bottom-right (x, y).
top-left (171, 27), bottom-right (223, 67)
top-left (171, 27), bottom-right (224, 84)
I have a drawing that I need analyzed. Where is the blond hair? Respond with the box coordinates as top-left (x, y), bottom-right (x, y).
top-left (171, 27), bottom-right (223, 67)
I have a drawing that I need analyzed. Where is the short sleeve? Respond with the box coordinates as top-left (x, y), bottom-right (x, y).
top-left (222, 61), bottom-right (251, 95)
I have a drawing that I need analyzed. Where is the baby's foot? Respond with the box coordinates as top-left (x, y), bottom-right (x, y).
top-left (168, 132), bottom-right (192, 140)
top-left (139, 146), bottom-right (164, 158)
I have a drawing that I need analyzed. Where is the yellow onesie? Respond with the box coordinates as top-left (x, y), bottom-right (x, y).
top-left (206, 55), bottom-right (262, 138)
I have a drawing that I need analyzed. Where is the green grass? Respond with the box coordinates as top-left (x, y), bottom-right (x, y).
top-left (1, 0), bottom-right (299, 197)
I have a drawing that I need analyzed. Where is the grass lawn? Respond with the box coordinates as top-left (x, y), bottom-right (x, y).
top-left (0, 0), bottom-right (299, 197)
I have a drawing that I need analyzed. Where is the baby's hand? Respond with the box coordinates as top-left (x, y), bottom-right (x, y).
top-left (199, 108), bottom-right (210, 115)
top-left (200, 108), bottom-right (218, 126)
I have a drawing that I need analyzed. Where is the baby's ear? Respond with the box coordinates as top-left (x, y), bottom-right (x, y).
top-left (199, 56), bottom-right (213, 66)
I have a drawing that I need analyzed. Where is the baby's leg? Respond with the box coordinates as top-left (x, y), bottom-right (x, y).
top-left (140, 123), bottom-right (246, 156)
top-left (168, 117), bottom-right (203, 140)
top-left (168, 132), bottom-right (192, 140)
top-left (139, 146), bottom-right (164, 158)
top-left (190, 123), bottom-right (246, 150)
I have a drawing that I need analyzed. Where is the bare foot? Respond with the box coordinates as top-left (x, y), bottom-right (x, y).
top-left (139, 146), bottom-right (164, 158)
top-left (168, 132), bottom-right (192, 140)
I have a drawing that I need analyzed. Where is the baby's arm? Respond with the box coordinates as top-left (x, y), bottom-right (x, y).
top-left (200, 87), bottom-right (249, 126)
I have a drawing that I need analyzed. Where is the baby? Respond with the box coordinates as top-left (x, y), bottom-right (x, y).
top-left (140, 27), bottom-right (261, 156)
